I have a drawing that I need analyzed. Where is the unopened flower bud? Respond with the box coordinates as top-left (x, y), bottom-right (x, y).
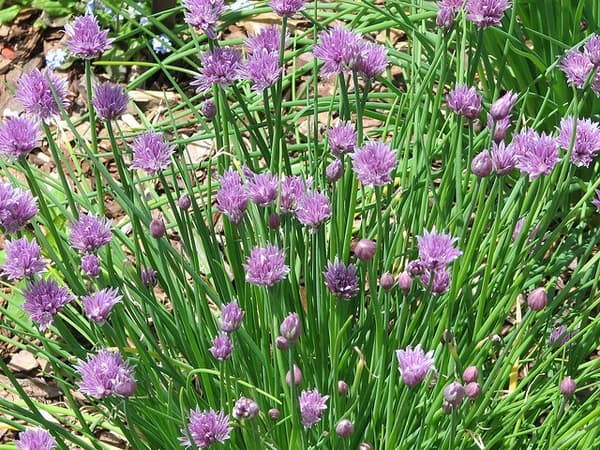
top-left (202, 100), bottom-right (217, 120)
top-left (335, 419), bottom-right (354, 438)
top-left (560, 376), bottom-right (576, 397)
top-left (177, 194), bottom-right (191, 210)
top-left (465, 382), bottom-right (481, 399)
top-left (527, 287), bottom-right (547, 311)
top-left (268, 212), bottom-right (281, 229)
top-left (489, 91), bottom-right (517, 121)
top-left (398, 271), bottom-right (412, 292)
top-left (359, 442), bottom-right (373, 450)
top-left (285, 364), bottom-right (302, 387)
top-left (268, 408), bottom-right (281, 421)
top-left (471, 150), bottom-right (493, 178)
top-left (150, 217), bottom-right (165, 239)
top-left (354, 239), bottom-right (376, 261)
top-left (406, 260), bottom-right (425, 277)
top-left (443, 381), bottom-right (465, 408)
top-left (280, 312), bottom-right (302, 342)
top-left (141, 267), bottom-right (157, 287)
top-left (462, 366), bottom-right (479, 383)
top-left (233, 396), bottom-right (260, 420)
top-left (380, 272), bottom-right (395, 290)
top-left (326, 159), bottom-right (343, 182)
top-left (275, 335), bottom-right (290, 350)
top-left (337, 380), bottom-right (349, 396)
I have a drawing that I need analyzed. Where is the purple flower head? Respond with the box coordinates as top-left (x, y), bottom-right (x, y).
top-left (70, 213), bottom-right (112, 254)
top-left (82, 287), bottom-right (122, 323)
top-left (439, 0), bottom-right (465, 11)
top-left (280, 312), bottom-right (302, 342)
top-left (560, 50), bottom-right (595, 89)
top-left (416, 227), bottom-right (462, 271)
top-left (299, 389), bottom-right (329, 428)
top-left (593, 189), bottom-right (600, 213)
top-left (326, 159), bottom-right (343, 181)
top-left (355, 42), bottom-right (389, 80)
top-left (16, 69), bottom-right (68, 122)
top-left (246, 170), bottom-right (279, 206)
top-left (246, 26), bottom-right (287, 54)
top-left (216, 169), bottom-right (248, 224)
top-left (396, 344), bottom-right (435, 387)
top-left (313, 27), bottom-right (366, 77)
top-left (23, 279), bottom-right (74, 330)
top-left (233, 396), bottom-right (260, 420)
top-left (557, 117), bottom-right (600, 167)
top-left (15, 429), bottom-right (56, 450)
top-left (549, 325), bottom-right (575, 347)
top-left (437, 0), bottom-right (463, 28)
top-left (406, 259), bottom-right (426, 277)
top-left (1, 237), bottom-right (47, 280)
top-left (129, 131), bottom-right (174, 175)
top-left (351, 141), bottom-right (397, 186)
top-left (420, 268), bottom-right (451, 295)
top-left (515, 131), bottom-right (559, 180)
top-left (192, 47), bottom-right (242, 93)
top-left (328, 122), bottom-right (358, 157)
top-left (182, 0), bottom-right (226, 40)
top-left (295, 190), bottom-right (331, 232)
top-left (0, 183), bottom-right (38, 233)
top-left (443, 381), bottom-right (465, 408)
top-left (141, 266), bottom-right (157, 287)
top-left (324, 257), bottom-right (359, 299)
top-left (269, 0), bottom-right (305, 17)
top-left (77, 349), bottom-right (136, 398)
top-left (336, 419), bottom-right (355, 438)
top-left (490, 141), bottom-right (516, 175)
top-left (180, 408), bottom-right (231, 449)
top-left (0, 116), bottom-right (40, 159)
top-left (209, 332), bottom-right (233, 360)
top-left (201, 100), bottom-right (217, 120)
top-left (279, 175), bottom-right (310, 214)
top-left (585, 35), bottom-right (600, 66)
top-left (471, 149), bottom-right (493, 177)
top-left (489, 91), bottom-right (517, 121)
top-left (239, 50), bottom-right (282, 93)
top-left (81, 254), bottom-right (101, 278)
top-left (64, 15), bottom-right (113, 59)
top-left (465, 0), bottom-right (511, 28)
top-left (488, 115), bottom-right (511, 143)
top-left (354, 238), bottom-right (377, 262)
top-left (244, 244), bottom-right (289, 286)
top-left (560, 376), bottom-right (576, 397)
top-left (447, 85), bottom-right (482, 120)
top-left (92, 82), bottom-right (129, 121)
top-left (220, 300), bottom-right (244, 333)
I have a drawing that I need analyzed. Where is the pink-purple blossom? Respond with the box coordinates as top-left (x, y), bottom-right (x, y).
top-left (246, 26), bottom-right (286, 54)
top-left (299, 389), bottom-right (329, 428)
top-left (92, 82), bottom-right (129, 121)
top-left (216, 169), bottom-right (248, 224)
top-left (82, 287), bottom-right (122, 323)
top-left (77, 349), bottom-right (136, 398)
top-left (559, 50), bottom-right (596, 90)
top-left (279, 175), bottom-right (311, 214)
top-left (220, 300), bottom-right (244, 333)
top-left (557, 117), bottom-right (600, 167)
top-left (239, 49), bottom-right (282, 93)
top-left (70, 213), bottom-right (112, 254)
top-left (419, 268), bottom-right (452, 294)
top-left (23, 278), bottom-right (75, 330)
top-left (489, 91), bottom-right (517, 121)
top-left (0, 184), bottom-right (37, 234)
top-left (81, 254), bottom-right (101, 278)
top-left (180, 408), bottom-right (231, 449)
top-left (465, 0), bottom-right (511, 28)
top-left (0, 116), bottom-right (40, 159)
top-left (269, 0), bottom-right (305, 17)
top-left (416, 227), bottom-right (462, 271)
top-left (355, 42), bottom-right (389, 79)
top-left (490, 141), bottom-right (516, 175)
top-left (245, 170), bottom-right (279, 206)
top-left (16, 69), bottom-right (68, 122)
top-left (64, 15), bottom-right (114, 59)
top-left (1, 237), bottom-right (47, 280)
top-left (585, 34), bottom-right (600, 66)
top-left (313, 27), bottom-right (366, 77)
top-left (396, 344), bottom-right (435, 387)
top-left (129, 131), bottom-right (174, 175)
top-left (244, 244), bottom-right (289, 286)
top-left (351, 141), bottom-right (396, 186)
top-left (447, 85), bottom-right (482, 120)
top-left (323, 257), bottom-right (359, 299)
top-left (295, 190), bottom-right (331, 232)
top-left (182, 0), bottom-right (226, 40)
top-left (233, 397), bottom-right (260, 420)
top-left (328, 122), bottom-right (357, 157)
top-left (15, 428), bottom-right (56, 450)
top-left (209, 333), bottom-right (233, 360)
top-left (192, 47), bottom-right (242, 93)
top-left (514, 131), bottom-right (559, 180)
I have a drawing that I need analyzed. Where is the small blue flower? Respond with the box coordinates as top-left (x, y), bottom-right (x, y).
top-left (151, 34), bottom-right (172, 55)
top-left (45, 48), bottom-right (67, 70)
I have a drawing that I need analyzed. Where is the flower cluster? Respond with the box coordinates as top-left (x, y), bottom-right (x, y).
top-left (0, 116), bottom-right (40, 159)
top-left (15, 428), bottom-right (56, 450)
top-left (299, 389), bottom-right (329, 428)
top-left (465, 0), bottom-right (511, 28)
top-left (351, 141), bottom-right (397, 186)
top-left (129, 131), bottom-right (174, 174)
top-left (514, 130), bottom-right (559, 180)
top-left (244, 244), bottom-right (289, 287)
top-left (556, 117), bottom-right (600, 167)
top-left (560, 37), bottom-right (600, 95)
top-left (0, 182), bottom-right (38, 233)
top-left (64, 15), bottom-right (114, 59)
top-left (447, 85), bottom-right (482, 120)
top-left (70, 213), bottom-right (112, 254)
top-left (396, 344), bottom-right (435, 387)
top-left (323, 257), bottom-right (360, 299)
top-left (77, 349), bottom-right (136, 398)
top-left (1, 237), bottom-right (47, 280)
top-left (82, 287), bottom-right (122, 323)
top-left (23, 279), bottom-right (75, 330)
top-left (180, 408), bottom-right (231, 449)
top-left (183, 0), bottom-right (226, 40)
top-left (216, 169), bottom-right (249, 224)
top-left (15, 68), bottom-right (68, 122)
top-left (92, 82), bottom-right (129, 121)
top-left (192, 47), bottom-right (242, 93)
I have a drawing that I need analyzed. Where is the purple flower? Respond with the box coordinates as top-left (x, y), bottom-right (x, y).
top-left (15, 428), bottom-right (56, 450)
top-left (82, 287), bottom-right (122, 323)
top-left (471, 149), bottom-right (493, 177)
top-left (326, 159), bottom-right (343, 181)
top-left (515, 131), bottom-right (559, 180)
top-left (592, 189), bottom-right (600, 213)
top-left (64, 15), bottom-right (114, 59)
top-left (488, 115), bottom-right (511, 143)
top-left (92, 82), bottom-right (129, 121)
top-left (328, 121), bottom-right (357, 157)
top-left (191, 47), bottom-right (242, 93)
top-left (279, 175), bottom-right (310, 213)
top-left (220, 300), bottom-right (244, 333)
top-left (295, 190), bottom-right (331, 232)
top-left (269, 0), bottom-right (305, 17)
top-left (0, 183), bottom-right (38, 233)
top-left (129, 131), bottom-right (174, 175)
top-left (557, 117), bottom-right (600, 167)
top-left (443, 381), bottom-right (465, 409)
top-left (280, 312), bottom-right (302, 342)
top-left (299, 389), bottom-right (329, 428)
top-left (489, 91), bottom-right (517, 121)
top-left (70, 213), bottom-right (112, 254)
top-left (23, 279), bottom-right (74, 330)
top-left (419, 268), bottom-right (451, 294)
top-left (16, 69), bottom-right (68, 122)
top-left (81, 254), bottom-right (101, 278)
top-left (490, 141), bottom-right (516, 175)
top-left (549, 325), bottom-right (575, 347)
top-left (244, 244), bottom-right (289, 286)
top-left (182, 0), bottom-right (226, 40)
top-left (216, 169), bottom-right (248, 224)
top-left (447, 85), bottom-right (482, 120)
top-left (585, 34), bottom-right (600, 66)
top-left (0, 116), bottom-right (40, 159)
top-left (465, 0), bottom-right (511, 28)
top-left (1, 237), bottom-right (47, 280)
top-left (396, 344), bottom-right (435, 387)
top-left (246, 170), bottom-right (279, 206)
top-left (436, 0), bottom-right (464, 28)
top-left (209, 333), bottom-right (233, 360)
top-left (355, 42), bottom-right (388, 80)
top-left (141, 266), bottom-right (157, 287)
top-left (180, 408), bottom-right (231, 449)
top-left (77, 349), bottom-right (136, 398)
top-left (239, 50), bottom-right (282, 93)
top-left (416, 227), bottom-right (462, 271)
top-left (323, 257), bottom-right (359, 299)
top-left (201, 100), bottom-right (217, 120)
top-left (233, 397), bottom-right (260, 420)
top-left (560, 50), bottom-right (595, 89)
top-left (246, 26), bottom-right (286, 54)
top-left (313, 27), bottom-right (366, 77)
top-left (351, 141), bottom-right (396, 186)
